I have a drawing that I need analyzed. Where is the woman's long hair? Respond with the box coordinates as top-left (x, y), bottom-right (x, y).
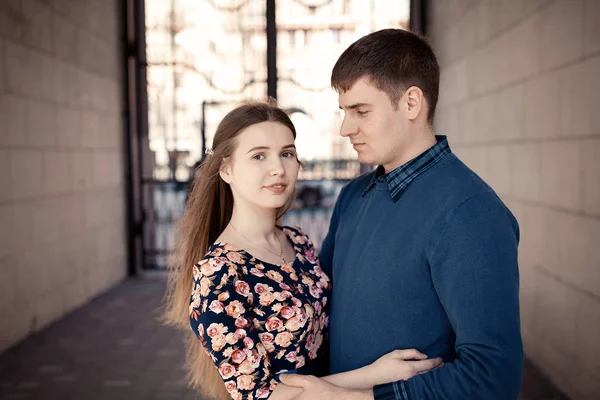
top-left (163, 101), bottom-right (297, 399)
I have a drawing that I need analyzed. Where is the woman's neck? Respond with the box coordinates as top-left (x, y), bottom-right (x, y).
top-left (227, 204), bottom-right (279, 244)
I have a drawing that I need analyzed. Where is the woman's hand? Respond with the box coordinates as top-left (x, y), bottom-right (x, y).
top-left (366, 349), bottom-right (444, 385)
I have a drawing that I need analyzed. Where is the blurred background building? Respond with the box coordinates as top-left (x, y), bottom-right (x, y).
top-left (0, 0), bottom-right (598, 399)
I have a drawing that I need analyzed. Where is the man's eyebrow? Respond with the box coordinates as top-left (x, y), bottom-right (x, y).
top-left (246, 144), bottom-right (296, 154)
top-left (339, 102), bottom-right (371, 110)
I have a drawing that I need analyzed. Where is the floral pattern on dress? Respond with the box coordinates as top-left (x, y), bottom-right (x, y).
top-left (189, 226), bottom-right (331, 400)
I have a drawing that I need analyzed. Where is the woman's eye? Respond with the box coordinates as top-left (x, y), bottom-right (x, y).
top-left (252, 154), bottom-right (265, 160)
top-left (282, 151), bottom-right (296, 158)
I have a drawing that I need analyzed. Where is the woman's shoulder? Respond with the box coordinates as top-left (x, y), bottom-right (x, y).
top-left (281, 225), bottom-right (314, 248)
top-left (193, 244), bottom-right (250, 278)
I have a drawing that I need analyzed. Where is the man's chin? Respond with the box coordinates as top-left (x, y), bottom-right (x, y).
top-left (356, 153), bottom-right (373, 165)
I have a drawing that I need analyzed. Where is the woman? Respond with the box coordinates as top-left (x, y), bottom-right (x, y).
top-left (164, 101), bottom-right (442, 400)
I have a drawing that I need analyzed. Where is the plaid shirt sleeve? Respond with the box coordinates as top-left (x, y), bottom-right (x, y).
top-left (373, 381), bottom-right (410, 400)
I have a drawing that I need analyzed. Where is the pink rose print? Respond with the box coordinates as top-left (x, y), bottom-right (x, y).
top-left (200, 262), bottom-right (213, 276)
top-left (258, 332), bottom-right (274, 343)
top-left (212, 334), bottom-right (227, 352)
top-left (259, 292), bottom-right (275, 307)
top-left (219, 362), bottom-right (236, 379)
top-left (254, 283), bottom-right (272, 294)
top-left (200, 277), bottom-right (211, 297)
top-left (237, 375), bottom-right (255, 391)
top-left (206, 323), bottom-right (227, 338)
top-left (218, 291), bottom-right (230, 302)
top-left (227, 251), bottom-right (244, 264)
top-left (193, 264), bottom-right (202, 280)
top-left (304, 247), bottom-right (316, 263)
top-left (279, 306), bottom-right (295, 319)
top-left (285, 316), bottom-right (301, 332)
top-left (238, 359), bottom-right (255, 374)
top-left (225, 380), bottom-right (237, 392)
top-left (256, 387), bottom-right (270, 398)
top-left (234, 317), bottom-right (249, 328)
top-left (281, 264), bottom-right (294, 274)
top-left (285, 351), bottom-right (297, 363)
top-left (247, 349), bottom-right (261, 367)
top-left (234, 328), bottom-right (246, 340)
top-left (243, 336), bottom-right (254, 349)
top-left (309, 285), bottom-right (322, 299)
top-left (265, 317), bottom-right (283, 332)
top-left (266, 270), bottom-right (284, 283)
top-left (225, 332), bottom-right (237, 345)
top-left (234, 280), bottom-right (251, 297)
top-left (225, 300), bottom-right (245, 319)
top-left (209, 300), bottom-right (224, 314)
top-left (231, 349), bottom-right (247, 364)
top-left (190, 227), bottom-right (332, 400)
top-left (274, 332), bottom-right (293, 347)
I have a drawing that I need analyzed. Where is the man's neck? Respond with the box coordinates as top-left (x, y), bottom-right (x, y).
top-left (382, 130), bottom-right (437, 174)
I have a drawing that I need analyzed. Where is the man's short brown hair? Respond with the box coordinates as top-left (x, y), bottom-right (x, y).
top-left (331, 29), bottom-right (439, 125)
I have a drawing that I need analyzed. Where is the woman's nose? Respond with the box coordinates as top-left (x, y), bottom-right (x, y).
top-left (270, 158), bottom-right (285, 176)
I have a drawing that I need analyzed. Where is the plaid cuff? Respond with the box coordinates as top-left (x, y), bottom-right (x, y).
top-left (373, 381), bottom-right (410, 400)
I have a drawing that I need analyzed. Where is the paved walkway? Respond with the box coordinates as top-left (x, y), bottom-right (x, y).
top-left (0, 275), bottom-right (569, 400)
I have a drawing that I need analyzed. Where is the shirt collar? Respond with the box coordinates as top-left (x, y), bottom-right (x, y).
top-left (362, 135), bottom-right (451, 202)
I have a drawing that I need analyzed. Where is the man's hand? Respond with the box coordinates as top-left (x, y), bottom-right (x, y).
top-left (279, 374), bottom-right (373, 400)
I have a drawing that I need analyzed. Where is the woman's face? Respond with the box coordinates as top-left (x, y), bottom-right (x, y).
top-left (220, 121), bottom-right (299, 211)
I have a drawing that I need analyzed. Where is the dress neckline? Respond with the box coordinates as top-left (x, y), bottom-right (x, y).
top-left (212, 226), bottom-right (299, 267)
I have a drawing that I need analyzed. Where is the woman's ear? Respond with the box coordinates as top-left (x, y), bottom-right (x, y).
top-left (219, 159), bottom-right (232, 184)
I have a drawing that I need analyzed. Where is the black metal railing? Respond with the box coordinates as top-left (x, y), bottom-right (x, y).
top-left (141, 177), bottom-right (353, 270)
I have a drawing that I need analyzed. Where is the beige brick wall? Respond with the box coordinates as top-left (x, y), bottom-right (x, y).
top-left (0, 0), bottom-right (126, 352)
top-left (430, 1), bottom-right (600, 398)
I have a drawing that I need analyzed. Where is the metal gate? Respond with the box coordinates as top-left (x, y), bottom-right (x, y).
top-left (131, 0), bottom-right (412, 271)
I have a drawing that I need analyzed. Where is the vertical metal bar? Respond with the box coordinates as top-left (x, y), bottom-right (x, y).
top-left (136, 0), bottom-right (150, 272)
top-left (122, 0), bottom-right (136, 276)
top-left (123, 0), bottom-right (145, 275)
top-left (266, 0), bottom-right (277, 99)
top-left (409, 0), bottom-right (427, 35)
top-left (122, 0), bottom-right (149, 275)
top-left (200, 100), bottom-right (207, 157)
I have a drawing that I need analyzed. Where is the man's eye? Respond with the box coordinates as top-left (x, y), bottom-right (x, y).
top-left (252, 154), bottom-right (265, 160)
top-left (357, 110), bottom-right (369, 116)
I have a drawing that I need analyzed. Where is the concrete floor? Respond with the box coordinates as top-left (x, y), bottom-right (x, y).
top-left (0, 275), bottom-right (569, 400)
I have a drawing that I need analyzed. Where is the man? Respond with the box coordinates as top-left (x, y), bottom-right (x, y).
top-left (280, 28), bottom-right (523, 399)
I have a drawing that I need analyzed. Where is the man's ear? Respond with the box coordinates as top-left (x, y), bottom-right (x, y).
top-left (219, 158), bottom-right (232, 184)
top-left (403, 86), bottom-right (425, 121)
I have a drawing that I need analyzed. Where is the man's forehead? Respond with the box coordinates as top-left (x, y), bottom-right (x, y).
top-left (338, 80), bottom-right (381, 108)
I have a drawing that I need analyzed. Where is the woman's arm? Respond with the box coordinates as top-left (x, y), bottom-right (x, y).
top-left (268, 349), bottom-right (443, 399)
top-left (190, 257), bottom-right (279, 400)
top-left (322, 349), bottom-right (443, 389)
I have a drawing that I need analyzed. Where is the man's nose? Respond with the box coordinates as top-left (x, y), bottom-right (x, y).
top-left (340, 115), bottom-right (358, 137)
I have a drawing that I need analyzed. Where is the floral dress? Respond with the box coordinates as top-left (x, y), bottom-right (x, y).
top-left (189, 226), bottom-right (331, 400)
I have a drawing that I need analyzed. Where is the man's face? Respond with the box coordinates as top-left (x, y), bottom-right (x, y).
top-left (338, 78), bottom-right (409, 172)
